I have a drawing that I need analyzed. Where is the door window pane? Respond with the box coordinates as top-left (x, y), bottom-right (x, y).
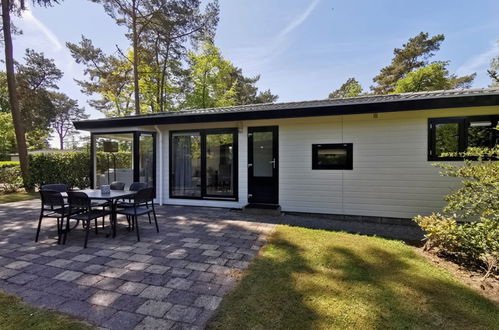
top-left (206, 133), bottom-right (234, 196)
top-left (253, 131), bottom-right (273, 177)
top-left (171, 133), bottom-right (201, 197)
top-left (95, 133), bottom-right (134, 188)
top-left (139, 134), bottom-right (154, 188)
top-left (435, 123), bottom-right (459, 156)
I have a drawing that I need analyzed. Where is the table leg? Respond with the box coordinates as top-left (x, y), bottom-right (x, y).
top-left (112, 199), bottom-right (117, 238)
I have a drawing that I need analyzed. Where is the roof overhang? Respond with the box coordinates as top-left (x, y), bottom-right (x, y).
top-left (74, 91), bottom-right (499, 130)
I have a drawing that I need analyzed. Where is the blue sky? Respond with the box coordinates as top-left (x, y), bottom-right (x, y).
top-left (10, 0), bottom-right (499, 122)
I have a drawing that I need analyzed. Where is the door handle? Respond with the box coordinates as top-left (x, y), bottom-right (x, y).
top-left (269, 158), bottom-right (276, 168)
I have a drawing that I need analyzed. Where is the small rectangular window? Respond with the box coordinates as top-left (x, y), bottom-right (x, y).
top-left (312, 143), bottom-right (353, 170)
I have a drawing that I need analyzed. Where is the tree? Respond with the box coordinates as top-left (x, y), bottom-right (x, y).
top-left (0, 112), bottom-right (15, 159)
top-left (371, 32), bottom-right (445, 94)
top-left (488, 40), bottom-right (499, 87)
top-left (329, 78), bottom-right (363, 98)
top-left (1, 0), bottom-right (62, 188)
top-left (229, 68), bottom-right (278, 105)
top-left (50, 92), bottom-right (88, 150)
top-left (90, 0), bottom-right (219, 115)
top-left (185, 42), bottom-right (238, 109)
top-left (394, 62), bottom-right (475, 93)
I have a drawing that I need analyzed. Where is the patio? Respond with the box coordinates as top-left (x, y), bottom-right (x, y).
top-left (0, 200), bottom-right (277, 329)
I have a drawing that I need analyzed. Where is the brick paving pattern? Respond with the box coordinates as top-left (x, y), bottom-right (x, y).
top-left (0, 200), bottom-right (277, 329)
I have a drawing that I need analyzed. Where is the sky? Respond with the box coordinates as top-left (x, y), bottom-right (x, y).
top-left (8, 0), bottom-right (499, 125)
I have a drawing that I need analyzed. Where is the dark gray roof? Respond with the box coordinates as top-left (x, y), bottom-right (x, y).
top-left (74, 88), bottom-right (499, 130)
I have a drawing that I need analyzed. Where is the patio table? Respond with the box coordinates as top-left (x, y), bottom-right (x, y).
top-left (75, 189), bottom-right (136, 238)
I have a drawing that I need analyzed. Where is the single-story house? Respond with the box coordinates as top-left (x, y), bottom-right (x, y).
top-left (74, 88), bottom-right (499, 222)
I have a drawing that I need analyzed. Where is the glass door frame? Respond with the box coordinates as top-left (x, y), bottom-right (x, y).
top-left (169, 128), bottom-right (239, 201)
top-left (90, 131), bottom-right (157, 193)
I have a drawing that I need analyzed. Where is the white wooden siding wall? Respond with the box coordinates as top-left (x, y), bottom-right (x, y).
top-left (152, 105), bottom-right (498, 219)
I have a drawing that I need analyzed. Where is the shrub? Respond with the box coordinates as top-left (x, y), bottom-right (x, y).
top-left (414, 145), bottom-right (499, 278)
top-left (0, 164), bottom-right (22, 193)
top-left (29, 152), bottom-right (90, 189)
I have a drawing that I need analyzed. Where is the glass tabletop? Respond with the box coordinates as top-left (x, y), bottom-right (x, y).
top-left (75, 189), bottom-right (137, 200)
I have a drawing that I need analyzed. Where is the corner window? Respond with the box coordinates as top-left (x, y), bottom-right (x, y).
top-left (312, 143), bottom-right (353, 170)
top-left (428, 115), bottom-right (498, 160)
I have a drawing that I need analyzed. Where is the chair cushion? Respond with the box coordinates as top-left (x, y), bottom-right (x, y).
top-left (116, 207), bottom-right (151, 216)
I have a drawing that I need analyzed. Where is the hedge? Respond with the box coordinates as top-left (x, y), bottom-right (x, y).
top-left (29, 152), bottom-right (91, 189)
top-left (0, 161), bottom-right (20, 168)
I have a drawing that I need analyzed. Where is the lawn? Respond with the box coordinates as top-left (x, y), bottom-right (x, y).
top-left (0, 191), bottom-right (38, 204)
top-left (0, 291), bottom-right (93, 330)
top-left (208, 226), bottom-right (499, 330)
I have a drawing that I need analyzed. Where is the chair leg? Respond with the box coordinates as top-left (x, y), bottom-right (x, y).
top-left (35, 210), bottom-right (44, 242)
top-left (134, 216), bottom-right (140, 242)
top-left (63, 217), bottom-right (70, 245)
top-left (56, 217), bottom-right (61, 244)
top-left (84, 219), bottom-right (90, 248)
top-left (152, 204), bottom-right (159, 233)
top-left (95, 218), bottom-right (99, 234)
top-left (147, 212), bottom-right (152, 224)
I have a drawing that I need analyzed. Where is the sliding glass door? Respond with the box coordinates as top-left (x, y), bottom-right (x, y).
top-left (170, 129), bottom-right (238, 200)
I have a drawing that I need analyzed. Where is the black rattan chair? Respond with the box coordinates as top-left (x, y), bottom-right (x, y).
top-left (116, 187), bottom-right (158, 242)
top-left (110, 181), bottom-right (125, 190)
top-left (66, 191), bottom-right (112, 248)
top-left (36, 190), bottom-right (70, 244)
top-left (40, 184), bottom-right (68, 192)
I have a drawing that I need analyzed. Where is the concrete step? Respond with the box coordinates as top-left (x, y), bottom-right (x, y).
top-left (243, 203), bottom-right (282, 216)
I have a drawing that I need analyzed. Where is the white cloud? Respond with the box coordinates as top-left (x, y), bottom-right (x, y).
top-left (21, 8), bottom-right (64, 51)
top-left (457, 40), bottom-right (499, 76)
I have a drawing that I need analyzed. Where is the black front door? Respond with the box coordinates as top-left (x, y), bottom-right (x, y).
top-left (248, 126), bottom-right (278, 204)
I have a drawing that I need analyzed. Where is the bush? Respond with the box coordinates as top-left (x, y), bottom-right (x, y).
top-left (414, 145), bottom-right (499, 278)
top-left (0, 161), bottom-right (20, 168)
top-left (0, 164), bottom-right (22, 193)
top-left (96, 151), bottom-right (132, 173)
top-left (29, 152), bottom-right (91, 189)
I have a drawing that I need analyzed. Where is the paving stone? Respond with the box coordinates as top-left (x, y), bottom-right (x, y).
top-left (144, 264), bottom-right (170, 275)
top-left (85, 304), bottom-right (118, 324)
top-left (134, 316), bottom-right (175, 330)
top-left (187, 271), bottom-right (215, 283)
top-left (120, 270), bottom-right (147, 282)
top-left (198, 244), bottom-right (218, 250)
top-left (180, 238), bottom-right (199, 243)
top-left (53, 270), bottom-right (83, 282)
top-left (100, 267), bottom-right (129, 278)
top-left (222, 252), bottom-right (244, 260)
top-left (166, 278), bottom-right (192, 290)
top-left (188, 282), bottom-right (221, 296)
top-left (7, 272), bottom-right (38, 285)
top-left (226, 260), bottom-right (250, 269)
top-left (93, 249), bottom-right (115, 257)
top-left (24, 275), bottom-right (57, 289)
top-left (125, 262), bottom-right (151, 271)
top-left (5, 260), bottom-right (31, 270)
top-left (165, 249), bottom-right (188, 259)
top-left (136, 299), bottom-right (172, 317)
top-left (139, 285), bottom-right (172, 300)
top-left (18, 288), bottom-right (45, 304)
top-left (94, 277), bottom-right (125, 290)
top-left (194, 295), bottom-right (222, 310)
top-left (201, 250), bottom-right (222, 257)
top-left (40, 250), bottom-right (63, 257)
top-left (107, 259), bottom-right (131, 268)
top-left (116, 281), bottom-right (148, 295)
top-left (133, 248), bottom-right (153, 255)
top-left (34, 293), bottom-right (68, 309)
top-left (182, 242), bottom-right (201, 249)
top-left (167, 290), bottom-right (198, 306)
top-left (83, 264), bottom-right (107, 275)
top-left (71, 254), bottom-right (95, 262)
top-left (141, 274), bottom-right (168, 286)
top-left (58, 300), bottom-right (91, 319)
top-left (18, 253), bottom-right (39, 261)
top-left (128, 254), bottom-right (153, 262)
top-left (205, 258), bottom-right (228, 266)
top-left (64, 246), bottom-right (84, 253)
top-left (165, 305), bottom-right (200, 323)
top-left (185, 263), bottom-right (209, 272)
top-left (89, 290), bottom-right (122, 307)
top-left (0, 267), bottom-right (20, 280)
top-left (74, 274), bottom-right (105, 286)
top-left (103, 310), bottom-right (144, 330)
top-left (170, 268), bottom-right (192, 278)
top-left (46, 258), bottom-right (73, 268)
top-left (69, 285), bottom-right (98, 301)
top-left (112, 294), bottom-right (148, 312)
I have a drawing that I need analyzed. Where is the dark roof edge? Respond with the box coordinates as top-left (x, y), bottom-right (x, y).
top-left (74, 93), bottom-right (499, 130)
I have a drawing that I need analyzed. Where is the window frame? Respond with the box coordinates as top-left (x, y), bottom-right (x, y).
top-left (428, 115), bottom-right (498, 161)
top-left (169, 128), bottom-right (239, 201)
top-left (312, 143), bottom-right (353, 170)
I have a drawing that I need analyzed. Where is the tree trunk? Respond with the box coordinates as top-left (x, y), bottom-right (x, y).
top-left (2, 0), bottom-right (31, 190)
top-left (132, 0), bottom-right (140, 115)
top-left (59, 133), bottom-right (64, 150)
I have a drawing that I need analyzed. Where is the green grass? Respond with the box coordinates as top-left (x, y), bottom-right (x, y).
top-left (208, 225), bottom-right (499, 330)
top-left (0, 291), bottom-right (93, 330)
top-left (0, 191), bottom-right (38, 204)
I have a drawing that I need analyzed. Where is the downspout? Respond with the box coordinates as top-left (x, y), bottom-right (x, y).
top-left (154, 125), bottom-right (163, 205)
